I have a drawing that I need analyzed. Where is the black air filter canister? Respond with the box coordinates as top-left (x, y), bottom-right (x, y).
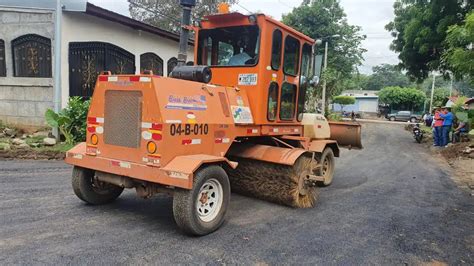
top-left (170, 65), bottom-right (212, 83)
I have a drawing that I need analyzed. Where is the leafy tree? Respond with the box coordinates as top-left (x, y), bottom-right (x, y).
top-left (418, 76), bottom-right (474, 98)
top-left (431, 88), bottom-right (450, 107)
top-left (282, 0), bottom-right (366, 110)
top-left (129, 0), bottom-right (238, 33)
top-left (443, 11), bottom-right (474, 84)
top-left (332, 96), bottom-right (355, 112)
top-left (344, 72), bottom-right (370, 91)
top-left (378, 86), bottom-right (426, 111)
top-left (385, 0), bottom-right (472, 81)
top-left (365, 64), bottom-right (412, 90)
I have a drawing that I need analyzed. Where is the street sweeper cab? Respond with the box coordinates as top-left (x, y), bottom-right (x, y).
top-left (65, 1), bottom-right (362, 236)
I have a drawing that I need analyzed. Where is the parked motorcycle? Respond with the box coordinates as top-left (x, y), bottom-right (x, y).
top-left (412, 123), bottom-right (423, 143)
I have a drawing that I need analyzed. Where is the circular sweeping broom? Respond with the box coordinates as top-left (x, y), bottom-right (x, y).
top-left (228, 155), bottom-right (319, 208)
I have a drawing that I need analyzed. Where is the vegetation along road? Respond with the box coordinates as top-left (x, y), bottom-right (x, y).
top-left (0, 123), bottom-right (472, 264)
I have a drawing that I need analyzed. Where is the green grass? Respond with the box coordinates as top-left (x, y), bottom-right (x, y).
top-left (25, 136), bottom-right (46, 145)
top-left (32, 143), bottom-right (74, 153)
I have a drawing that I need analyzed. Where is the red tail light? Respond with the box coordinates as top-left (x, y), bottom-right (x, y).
top-left (129, 76), bottom-right (140, 82)
top-left (88, 117), bottom-right (98, 125)
top-left (152, 133), bottom-right (162, 141)
top-left (151, 123), bottom-right (163, 131)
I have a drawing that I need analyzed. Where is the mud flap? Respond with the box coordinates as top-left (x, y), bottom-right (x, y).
top-left (162, 154), bottom-right (238, 188)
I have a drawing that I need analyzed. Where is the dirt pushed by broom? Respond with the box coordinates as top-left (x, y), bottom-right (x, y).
top-left (227, 156), bottom-right (319, 208)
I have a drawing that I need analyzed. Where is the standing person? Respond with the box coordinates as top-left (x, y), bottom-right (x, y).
top-left (432, 107), bottom-right (443, 147)
top-left (425, 112), bottom-right (433, 127)
top-left (439, 107), bottom-right (454, 147)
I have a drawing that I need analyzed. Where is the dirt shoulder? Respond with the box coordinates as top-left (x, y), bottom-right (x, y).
top-left (439, 142), bottom-right (474, 192)
top-left (404, 124), bottom-right (474, 194)
top-left (0, 126), bottom-right (69, 160)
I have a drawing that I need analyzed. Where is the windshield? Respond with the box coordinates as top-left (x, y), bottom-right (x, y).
top-left (197, 25), bottom-right (260, 67)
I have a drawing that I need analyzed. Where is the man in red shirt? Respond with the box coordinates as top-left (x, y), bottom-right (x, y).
top-left (432, 107), bottom-right (444, 146)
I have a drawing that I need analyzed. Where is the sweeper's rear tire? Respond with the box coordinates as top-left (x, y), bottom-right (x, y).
top-left (316, 148), bottom-right (335, 187)
top-left (72, 166), bottom-right (124, 205)
top-left (173, 165), bottom-right (230, 236)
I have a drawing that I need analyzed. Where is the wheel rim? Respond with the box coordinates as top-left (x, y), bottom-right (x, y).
top-left (322, 155), bottom-right (334, 184)
top-left (196, 178), bottom-right (223, 222)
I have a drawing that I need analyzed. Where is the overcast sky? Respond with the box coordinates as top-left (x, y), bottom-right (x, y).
top-left (89, 0), bottom-right (399, 74)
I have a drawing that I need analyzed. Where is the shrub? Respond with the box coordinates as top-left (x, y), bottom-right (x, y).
top-left (327, 112), bottom-right (342, 121)
top-left (378, 86), bottom-right (426, 111)
top-left (45, 97), bottom-right (90, 144)
top-left (332, 95), bottom-right (356, 112)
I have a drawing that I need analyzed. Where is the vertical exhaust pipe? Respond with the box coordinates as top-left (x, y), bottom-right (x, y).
top-left (177, 0), bottom-right (196, 66)
top-left (171, 0), bottom-right (213, 83)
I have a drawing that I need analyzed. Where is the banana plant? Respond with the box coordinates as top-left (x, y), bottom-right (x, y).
top-left (45, 109), bottom-right (74, 145)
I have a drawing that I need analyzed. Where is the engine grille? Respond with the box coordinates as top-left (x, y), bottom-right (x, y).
top-left (104, 90), bottom-right (142, 148)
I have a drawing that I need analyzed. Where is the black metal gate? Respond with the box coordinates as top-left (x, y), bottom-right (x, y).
top-left (0, 39), bottom-right (5, 77)
top-left (69, 42), bottom-right (135, 98)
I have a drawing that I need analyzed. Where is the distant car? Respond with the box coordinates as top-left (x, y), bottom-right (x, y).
top-left (386, 111), bottom-right (421, 122)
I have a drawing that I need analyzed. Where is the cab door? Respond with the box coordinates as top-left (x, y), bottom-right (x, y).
top-left (278, 34), bottom-right (301, 123)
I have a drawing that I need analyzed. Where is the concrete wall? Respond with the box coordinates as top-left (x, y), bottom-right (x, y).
top-left (0, 8), bottom-right (54, 127)
top-left (60, 12), bottom-right (194, 107)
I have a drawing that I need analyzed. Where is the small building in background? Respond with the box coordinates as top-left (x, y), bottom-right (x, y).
top-left (0, 3), bottom-right (193, 127)
top-left (445, 96), bottom-right (474, 110)
top-left (444, 96), bottom-right (459, 108)
top-left (332, 90), bottom-right (379, 114)
top-left (465, 98), bottom-right (474, 110)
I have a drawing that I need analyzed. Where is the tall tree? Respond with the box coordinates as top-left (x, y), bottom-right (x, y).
top-left (282, 0), bottom-right (366, 110)
top-left (385, 0), bottom-right (472, 81)
top-left (365, 64), bottom-right (412, 90)
top-left (443, 11), bottom-right (474, 85)
top-left (129, 0), bottom-right (238, 33)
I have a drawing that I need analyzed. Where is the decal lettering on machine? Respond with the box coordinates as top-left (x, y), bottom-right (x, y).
top-left (231, 106), bottom-right (253, 124)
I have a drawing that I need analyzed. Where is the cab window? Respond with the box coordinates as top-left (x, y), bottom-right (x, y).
top-left (271, 30), bottom-right (282, 70)
top-left (267, 82), bottom-right (279, 121)
top-left (280, 82), bottom-right (297, 120)
top-left (283, 36), bottom-right (300, 76)
top-left (297, 43), bottom-right (312, 121)
top-left (197, 25), bottom-right (260, 66)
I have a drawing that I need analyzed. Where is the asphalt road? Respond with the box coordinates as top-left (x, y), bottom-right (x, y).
top-left (1, 123), bottom-right (473, 264)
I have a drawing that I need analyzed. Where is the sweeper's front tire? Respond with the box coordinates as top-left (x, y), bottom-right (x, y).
top-left (173, 165), bottom-right (230, 236)
top-left (72, 166), bottom-right (124, 205)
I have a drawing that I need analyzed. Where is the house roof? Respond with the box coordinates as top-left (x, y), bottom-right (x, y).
top-left (447, 96), bottom-right (458, 103)
top-left (341, 90), bottom-right (379, 99)
top-left (342, 90), bottom-right (379, 95)
top-left (82, 3), bottom-right (193, 45)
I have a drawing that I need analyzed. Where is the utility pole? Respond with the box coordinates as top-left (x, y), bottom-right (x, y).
top-left (321, 41), bottom-right (328, 115)
top-left (53, 0), bottom-right (63, 139)
top-left (429, 72), bottom-right (436, 112)
top-left (320, 34), bottom-right (340, 116)
top-left (449, 77), bottom-right (454, 97)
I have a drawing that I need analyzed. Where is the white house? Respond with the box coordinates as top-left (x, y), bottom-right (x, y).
top-left (0, 3), bottom-right (194, 127)
top-left (332, 90), bottom-right (379, 113)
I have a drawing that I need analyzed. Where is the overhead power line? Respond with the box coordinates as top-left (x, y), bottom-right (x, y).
top-left (235, 2), bottom-right (253, 14)
top-left (128, 0), bottom-right (181, 25)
